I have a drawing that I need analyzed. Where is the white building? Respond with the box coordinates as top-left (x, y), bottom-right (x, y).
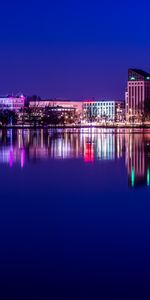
top-left (83, 100), bottom-right (124, 122)
top-left (0, 94), bottom-right (25, 111)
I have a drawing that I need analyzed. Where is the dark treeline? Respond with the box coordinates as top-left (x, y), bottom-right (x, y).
top-left (0, 110), bottom-right (17, 125)
top-left (0, 106), bottom-right (81, 126)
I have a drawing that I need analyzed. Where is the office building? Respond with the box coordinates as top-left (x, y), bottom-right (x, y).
top-left (83, 100), bottom-right (124, 122)
top-left (125, 69), bottom-right (150, 122)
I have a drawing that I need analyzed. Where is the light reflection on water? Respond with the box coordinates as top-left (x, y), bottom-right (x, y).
top-left (0, 128), bottom-right (150, 300)
top-left (0, 128), bottom-right (150, 188)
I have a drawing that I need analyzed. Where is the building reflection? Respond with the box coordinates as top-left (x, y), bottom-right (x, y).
top-left (0, 129), bottom-right (25, 168)
top-left (82, 128), bottom-right (124, 162)
top-left (125, 130), bottom-right (150, 187)
top-left (0, 128), bottom-right (150, 188)
top-left (0, 128), bottom-right (124, 164)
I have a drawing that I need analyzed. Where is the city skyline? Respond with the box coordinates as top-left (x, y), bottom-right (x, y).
top-left (1, 2), bottom-right (150, 299)
top-left (0, 0), bottom-right (150, 99)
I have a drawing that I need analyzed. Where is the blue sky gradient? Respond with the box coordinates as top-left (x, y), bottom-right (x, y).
top-left (0, 0), bottom-right (150, 99)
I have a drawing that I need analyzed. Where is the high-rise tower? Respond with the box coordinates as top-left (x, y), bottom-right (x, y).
top-left (126, 69), bottom-right (150, 122)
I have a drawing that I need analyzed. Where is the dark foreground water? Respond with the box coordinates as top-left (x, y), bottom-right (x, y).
top-left (0, 128), bottom-right (150, 299)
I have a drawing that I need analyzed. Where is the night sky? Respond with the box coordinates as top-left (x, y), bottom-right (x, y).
top-left (0, 0), bottom-right (150, 100)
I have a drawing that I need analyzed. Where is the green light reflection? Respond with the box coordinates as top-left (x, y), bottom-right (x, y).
top-left (131, 167), bottom-right (135, 187)
top-left (147, 168), bottom-right (150, 186)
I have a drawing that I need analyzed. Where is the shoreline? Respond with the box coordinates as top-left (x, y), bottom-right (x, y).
top-left (1, 124), bottom-right (150, 129)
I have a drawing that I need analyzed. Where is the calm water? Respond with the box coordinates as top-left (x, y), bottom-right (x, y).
top-left (0, 128), bottom-right (150, 299)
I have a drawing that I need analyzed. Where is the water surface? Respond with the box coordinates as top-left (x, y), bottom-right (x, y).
top-left (0, 128), bottom-right (150, 299)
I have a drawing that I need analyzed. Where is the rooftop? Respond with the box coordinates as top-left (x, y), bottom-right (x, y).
top-left (128, 69), bottom-right (150, 80)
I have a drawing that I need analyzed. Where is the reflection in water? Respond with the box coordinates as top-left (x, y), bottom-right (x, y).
top-left (0, 128), bottom-right (150, 188)
top-left (125, 130), bottom-right (150, 187)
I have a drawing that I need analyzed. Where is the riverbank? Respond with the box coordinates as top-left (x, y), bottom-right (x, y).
top-left (1, 124), bottom-right (150, 129)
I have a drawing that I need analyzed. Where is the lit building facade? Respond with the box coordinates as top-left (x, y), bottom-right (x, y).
top-left (126, 69), bottom-right (150, 122)
top-left (83, 100), bottom-right (124, 122)
top-left (28, 99), bottom-right (83, 125)
top-left (29, 99), bottom-right (83, 115)
top-left (0, 95), bottom-right (25, 111)
top-left (29, 99), bottom-right (125, 123)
